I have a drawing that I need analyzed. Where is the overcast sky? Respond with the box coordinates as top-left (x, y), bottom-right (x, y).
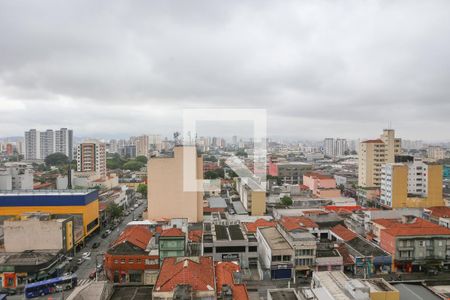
top-left (1, 0), bottom-right (449, 141)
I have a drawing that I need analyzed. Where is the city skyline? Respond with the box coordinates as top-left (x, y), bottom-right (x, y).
top-left (1, 1), bottom-right (450, 140)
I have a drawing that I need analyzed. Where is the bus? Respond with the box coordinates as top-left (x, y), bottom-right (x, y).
top-left (24, 274), bottom-right (78, 298)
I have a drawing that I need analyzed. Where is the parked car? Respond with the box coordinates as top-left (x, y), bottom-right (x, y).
top-left (92, 242), bottom-right (101, 249)
top-left (101, 232), bottom-right (108, 239)
top-left (77, 258), bottom-right (84, 265)
top-left (96, 263), bottom-right (103, 272)
top-left (82, 252), bottom-right (91, 258)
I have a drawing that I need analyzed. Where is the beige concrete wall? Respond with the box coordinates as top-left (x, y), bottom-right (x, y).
top-left (147, 146), bottom-right (203, 222)
top-left (4, 219), bottom-right (64, 252)
top-left (251, 190), bottom-right (266, 216)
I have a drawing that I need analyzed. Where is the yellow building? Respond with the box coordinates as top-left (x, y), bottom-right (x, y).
top-left (358, 129), bottom-right (401, 188)
top-left (380, 161), bottom-right (444, 208)
top-left (235, 177), bottom-right (266, 216)
top-left (147, 146), bottom-right (203, 222)
top-left (0, 190), bottom-right (100, 244)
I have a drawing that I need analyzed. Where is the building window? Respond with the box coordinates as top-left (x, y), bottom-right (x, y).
top-left (121, 259), bottom-right (126, 264)
top-left (248, 246), bottom-right (257, 252)
top-left (129, 259), bottom-right (134, 264)
top-left (114, 260), bottom-right (118, 264)
top-left (137, 259), bottom-right (142, 264)
top-left (204, 247), bottom-right (213, 253)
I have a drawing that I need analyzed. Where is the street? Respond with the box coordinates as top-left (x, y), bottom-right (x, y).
top-left (9, 202), bottom-right (147, 300)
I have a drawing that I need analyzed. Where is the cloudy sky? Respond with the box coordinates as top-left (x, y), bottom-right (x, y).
top-left (1, 0), bottom-right (449, 141)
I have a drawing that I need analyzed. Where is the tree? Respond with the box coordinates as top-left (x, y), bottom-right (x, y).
top-left (122, 160), bottom-right (144, 171)
top-left (204, 170), bottom-right (220, 179)
top-left (137, 183), bottom-right (147, 196)
top-left (235, 149), bottom-right (248, 157)
top-left (135, 156), bottom-right (148, 164)
top-left (106, 203), bottom-right (123, 219)
top-left (45, 153), bottom-right (69, 166)
top-left (280, 195), bottom-right (293, 206)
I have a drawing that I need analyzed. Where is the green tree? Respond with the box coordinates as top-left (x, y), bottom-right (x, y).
top-left (204, 170), bottom-right (220, 179)
top-left (106, 203), bottom-right (123, 219)
top-left (122, 160), bottom-right (144, 171)
top-left (280, 195), bottom-right (293, 206)
top-left (235, 149), bottom-right (248, 157)
top-left (137, 183), bottom-right (147, 195)
top-left (45, 153), bottom-right (69, 166)
top-left (135, 156), bottom-right (148, 164)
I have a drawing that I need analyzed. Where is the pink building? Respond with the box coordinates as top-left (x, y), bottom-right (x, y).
top-left (303, 172), bottom-right (341, 198)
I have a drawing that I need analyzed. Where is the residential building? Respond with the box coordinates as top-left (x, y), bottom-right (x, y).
top-left (315, 242), bottom-right (344, 272)
top-left (235, 177), bottom-right (266, 216)
top-left (3, 213), bottom-right (74, 253)
top-left (215, 261), bottom-right (249, 300)
top-left (121, 145), bottom-right (137, 158)
top-left (147, 146), bottom-right (203, 223)
top-left (257, 227), bottom-right (294, 280)
top-left (153, 256), bottom-right (216, 300)
top-left (323, 138), bottom-right (348, 157)
top-left (428, 145), bottom-right (446, 161)
top-left (104, 226), bottom-right (159, 284)
top-left (358, 129), bottom-right (401, 188)
top-left (375, 216), bottom-right (450, 272)
top-left (202, 222), bottom-right (259, 268)
top-left (303, 172), bottom-right (341, 198)
top-left (24, 129), bottom-right (40, 160)
top-left (268, 160), bottom-right (312, 185)
top-left (277, 224), bottom-right (317, 277)
top-left (135, 135), bottom-right (149, 157)
top-left (0, 162), bottom-right (33, 190)
top-left (380, 160), bottom-right (444, 208)
top-left (24, 128), bottom-right (73, 160)
top-left (0, 189), bottom-right (100, 246)
top-left (159, 227), bottom-right (186, 263)
top-left (54, 128), bottom-right (74, 160)
top-left (76, 141), bottom-right (107, 177)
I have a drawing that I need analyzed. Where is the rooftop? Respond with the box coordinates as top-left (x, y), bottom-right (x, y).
top-left (268, 289), bottom-right (300, 300)
top-left (154, 257), bottom-right (215, 293)
top-left (330, 224), bottom-right (357, 242)
top-left (243, 218), bottom-right (277, 233)
top-left (111, 226), bottom-right (153, 250)
top-left (279, 216), bottom-right (318, 232)
top-left (160, 227), bottom-right (185, 237)
top-left (258, 227), bottom-right (292, 251)
top-left (215, 262), bottom-right (249, 300)
top-left (375, 217), bottom-right (450, 237)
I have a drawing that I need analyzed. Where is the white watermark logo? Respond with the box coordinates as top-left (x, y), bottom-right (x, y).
top-left (182, 108), bottom-right (267, 192)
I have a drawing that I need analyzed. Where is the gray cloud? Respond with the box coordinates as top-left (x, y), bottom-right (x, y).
top-left (0, 0), bottom-right (449, 140)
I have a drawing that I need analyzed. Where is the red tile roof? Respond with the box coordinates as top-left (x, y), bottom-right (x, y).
top-left (280, 216), bottom-right (318, 232)
top-left (189, 230), bottom-right (203, 243)
top-left (243, 218), bottom-right (277, 233)
top-left (427, 206), bottom-right (450, 218)
top-left (161, 227), bottom-right (185, 237)
top-left (330, 224), bottom-right (358, 242)
top-left (111, 226), bottom-right (152, 250)
top-left (155, 257), bottom-right (215, 293)
top-left (215, 262), bottom-right (249, 300)
top-left (374, 217), bottom-right (450, 237)
top-left (325, 205), bottom-right (362, 213)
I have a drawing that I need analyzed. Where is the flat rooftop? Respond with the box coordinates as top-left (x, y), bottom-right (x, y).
top-left (259, 227), bottom-right (292, 250)
top-left (0, 189), bottom-right (95, 196)
top-left (268, 289), bottom-right (299, 300)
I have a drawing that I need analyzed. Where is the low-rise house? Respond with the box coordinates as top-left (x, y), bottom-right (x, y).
top-left (159, 227), bottom-right (186, 263)
top-left (104, 226), bottom-right (159, 284)
top-left (376, 216), bottom-right (450, 272)
top-left (315, 243), bottom-right (343, 272)
top-left (153, 257), bottom-right (216, 300)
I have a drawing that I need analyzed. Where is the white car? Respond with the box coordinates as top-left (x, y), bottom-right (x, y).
top-left (82, 252), bottom-right (91, 258)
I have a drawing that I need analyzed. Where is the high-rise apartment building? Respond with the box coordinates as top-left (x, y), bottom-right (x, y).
top-left (427, 145), bottom-right (446, 161)
top-left (55, 128), bottom-right (74, 160)
top-left (76, 141), bottom-right (107, 177)
top-left (136, 135), bottom-right (149, 157)
top-left (323, 138), bottom-right (348, 157)
top-left (24, 128), bottom-right (73, 160)
top-left (380, 160), bottom-right (444, 208)
top-left (147, 146), bottom-right (203, 222)
top-left (323, 138), bottom-right (335, 157)
top-left (149, 134), bottom-right (162, 151)
top-left (358, 129), bottom-right (401, 188)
